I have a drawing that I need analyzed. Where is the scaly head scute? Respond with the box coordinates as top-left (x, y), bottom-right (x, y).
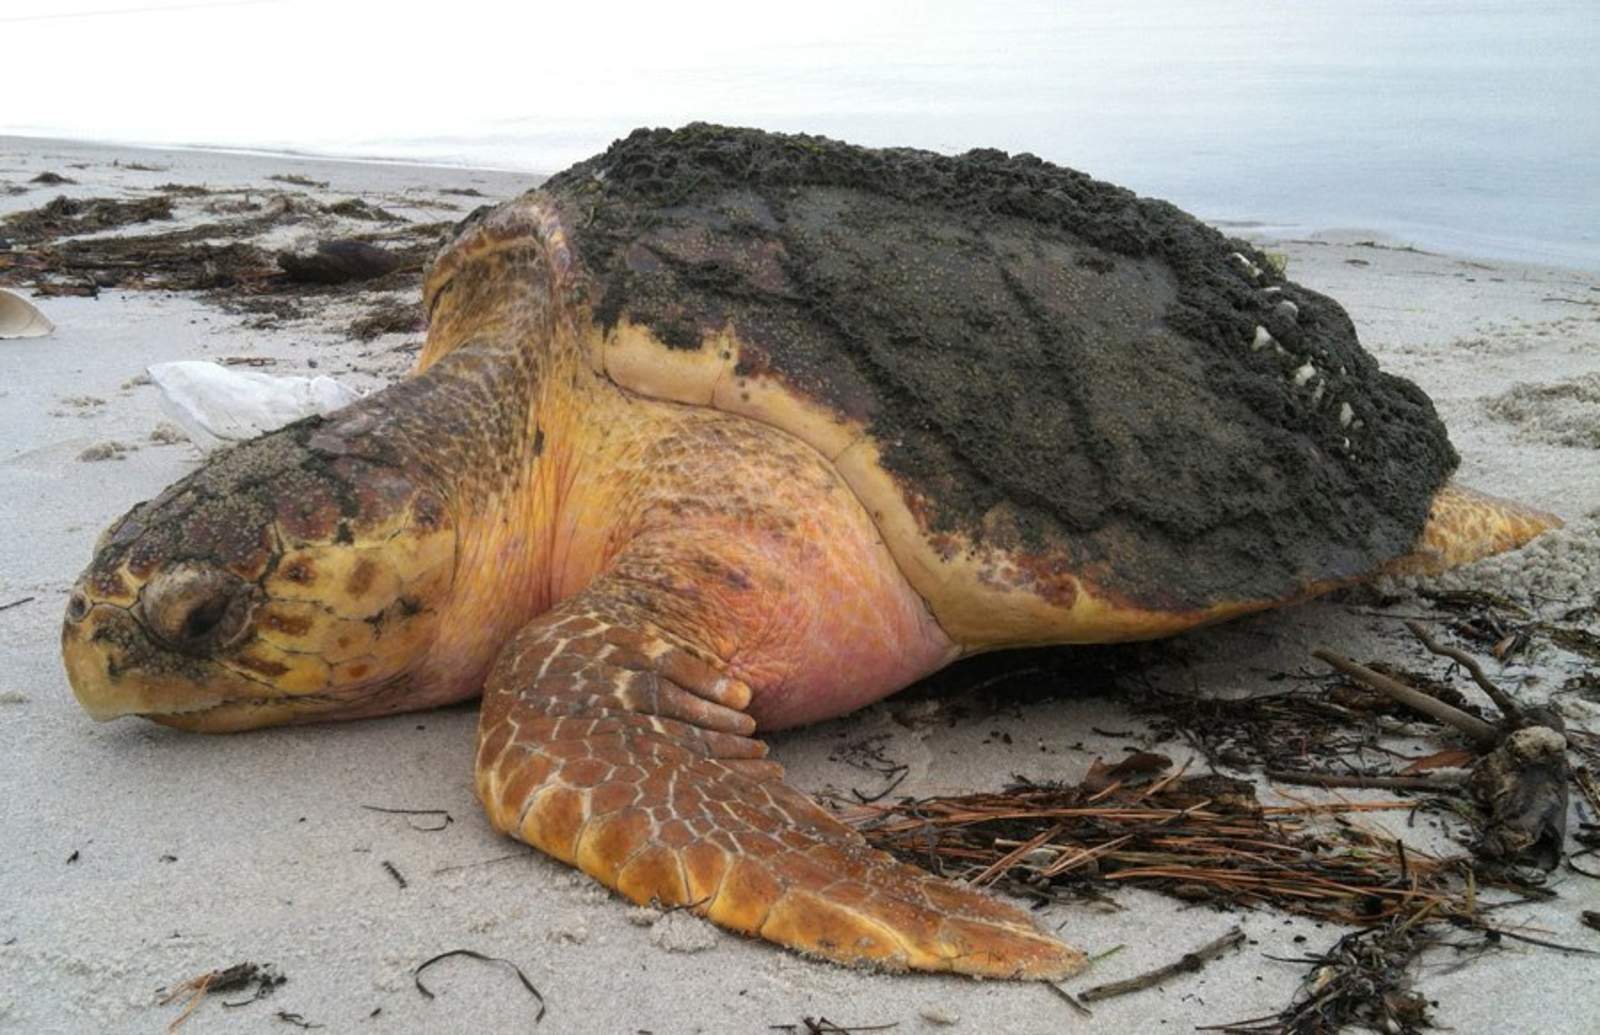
top-left (63, 403), bottom-right (459, 732)
top-left (65, 200), bottom-right (562, 734)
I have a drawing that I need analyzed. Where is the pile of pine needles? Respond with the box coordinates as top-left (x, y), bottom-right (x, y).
top-left (857, 763), bottom-right (1473, 926)
top-left (855, 766), bottom-right (1589, 1034)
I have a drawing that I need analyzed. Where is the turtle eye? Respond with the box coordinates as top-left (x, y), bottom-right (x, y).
top-left (139, 563), bottom-right (256, 655)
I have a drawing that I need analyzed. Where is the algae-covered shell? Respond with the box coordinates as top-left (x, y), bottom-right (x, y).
top-left (447, 126), bottom-right (1461, 646)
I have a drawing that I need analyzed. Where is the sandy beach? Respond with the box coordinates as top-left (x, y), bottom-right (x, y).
top-left (2, 137), bottom-right (1597, 1034)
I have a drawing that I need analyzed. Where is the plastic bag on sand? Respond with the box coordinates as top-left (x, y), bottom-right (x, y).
top-left (0, 288), bottom-right (54, 339)
top-left (147, 360), bottom-right (363, 451)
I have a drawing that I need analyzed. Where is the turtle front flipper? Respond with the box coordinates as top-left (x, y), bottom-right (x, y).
top-left (474, 588), bottom-right (1086, 980)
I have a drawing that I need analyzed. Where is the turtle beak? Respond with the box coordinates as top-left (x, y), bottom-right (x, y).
top-left (62, 605), bottom-right (134, 722)
top-left (62, 579), bottom-right (276, 727)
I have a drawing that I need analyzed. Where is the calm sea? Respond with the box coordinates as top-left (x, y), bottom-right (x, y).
top-left (7, 1), bottom-right (1597, 268)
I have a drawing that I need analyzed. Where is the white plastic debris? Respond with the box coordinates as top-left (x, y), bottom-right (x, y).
top-left (147, 360), bottom-right (362, 451)
top-left (0, 288), bottom-right (54, 339)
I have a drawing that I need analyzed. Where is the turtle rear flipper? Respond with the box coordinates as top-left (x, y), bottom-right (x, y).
top-left (475, 585), bottom-right (1086, 980)
top-left (1384, 483), bottom-right (1562, 577)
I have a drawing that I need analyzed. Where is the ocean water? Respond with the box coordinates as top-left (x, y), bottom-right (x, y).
top-left (5, 0), bottom-right (1597, 268)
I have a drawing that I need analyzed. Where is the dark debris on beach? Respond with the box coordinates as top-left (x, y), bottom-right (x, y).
top-left (0, 184), bottom-right (455, 334)
top-left (854, 604), bottom-right (1599, 1032)
top-left (158, 962), bottom-right (286, 1031)
top-left (2, 194), bottom-right (173, 243)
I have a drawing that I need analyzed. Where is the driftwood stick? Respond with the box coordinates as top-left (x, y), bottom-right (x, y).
top-left (1404, 620), bottom-right (1523, 721)
top-left (1077, 926), bottom-right (1247, 1003)
top-left (1311, 648), bottom-right (1500, 748)
top-left (1266, 769), bottom-right (1465, 793)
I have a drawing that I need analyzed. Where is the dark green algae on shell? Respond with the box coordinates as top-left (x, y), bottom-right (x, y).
top-left (537, 124), bottom-right (1456, 611)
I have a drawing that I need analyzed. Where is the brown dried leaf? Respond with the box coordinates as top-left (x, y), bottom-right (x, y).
top-left (1083, 751), bottom-right (1172, 793)
top-left (1400, 747), bottom-right (1476, 774)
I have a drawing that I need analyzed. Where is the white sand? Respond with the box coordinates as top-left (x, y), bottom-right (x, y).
top-left (2, 139), bottom-right (1597, 1034)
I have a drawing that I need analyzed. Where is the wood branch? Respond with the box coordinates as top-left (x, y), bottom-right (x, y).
top-left (1311, 648), bottom-right (1500, 748)
top-left (1077, 926), bottom-right (1247, 1003)
top-left (1404, 620), bottom-right (1523, 721)
top-left (1266, 769), bottom-right (1465, 793)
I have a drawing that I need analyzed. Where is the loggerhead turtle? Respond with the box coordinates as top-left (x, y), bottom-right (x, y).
top-left (63, 125), bottom-right (1559, 979)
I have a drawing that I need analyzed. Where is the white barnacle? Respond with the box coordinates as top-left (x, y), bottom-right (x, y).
top-left (1310, 380), bottom-right (1326, 406)
top-left (1291, 361), bottom-right (1317, 387)
top-left (1339, 401), bottom-right (1354, 427)
top-left (1274, 300), bottom-right (1300, 322)
top-left (1252, 325), bottom-right (1274, 351)
top-left (1228, 252), bottom-right (1262, 281)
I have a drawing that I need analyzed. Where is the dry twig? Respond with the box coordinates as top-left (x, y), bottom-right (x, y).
top-left (1404, 621), bottom-right (1523, 721)
top-left (1078, 926), bottom-right (1246, 1002)
top-left (1311, 648), bottom-right (1499, 747)
top-left (1265, 769), bottom-right (1463, 793)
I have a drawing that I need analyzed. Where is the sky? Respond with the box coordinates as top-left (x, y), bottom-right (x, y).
top-left (4, 0), bottom-right (1598, 264)
top-left (14, 0), bottom-right (1586, 163)
top-left (3, 0), bottom-right (997, 160)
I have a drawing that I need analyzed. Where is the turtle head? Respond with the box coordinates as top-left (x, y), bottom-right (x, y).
top-left (63, 410), bottom-right (459, 732)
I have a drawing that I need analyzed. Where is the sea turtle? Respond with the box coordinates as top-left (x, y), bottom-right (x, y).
top-left (63, 125), bottom-right (1559, 980)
